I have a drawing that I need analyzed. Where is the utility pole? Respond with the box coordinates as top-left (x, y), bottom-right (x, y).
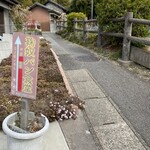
top-left (91, 0), bottom-right (93, 19)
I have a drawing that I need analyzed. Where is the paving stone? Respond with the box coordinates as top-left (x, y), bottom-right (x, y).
top-left (0, 131), bottom-right (7, 150)
top-left (44, 121), bottom-right (69, 150)
top-left (60, 110), bottom-right (100, 150)
top-left (94, 123), bottom-right (146, 150)
top-left (85, 98), bottom-right (124, 127)
top-left (0, 121), bottom-right (69, 150)
top-left (72, 81), bottom-right (105, 99)
top-left (66, 69), bottom-right (92, 83)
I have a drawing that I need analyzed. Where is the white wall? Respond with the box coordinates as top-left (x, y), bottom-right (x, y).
top-left (0, 34), bottom-right (12, 63)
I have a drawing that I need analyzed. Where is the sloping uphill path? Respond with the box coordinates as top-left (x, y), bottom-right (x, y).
top-left (43, 33), bottom-right (150, 149)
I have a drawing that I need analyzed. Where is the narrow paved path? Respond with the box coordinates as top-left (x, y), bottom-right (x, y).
top-left (43, 33), bottom-right (150, 149)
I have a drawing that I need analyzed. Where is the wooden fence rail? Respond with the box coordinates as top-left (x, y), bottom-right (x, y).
top-left (56, 12), bottom-right (150, 65)
top-left (56, 20), bottom-right (67, 31)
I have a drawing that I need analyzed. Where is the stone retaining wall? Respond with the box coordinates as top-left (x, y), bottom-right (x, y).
top-left (130, 46), bottom-right (150, 69)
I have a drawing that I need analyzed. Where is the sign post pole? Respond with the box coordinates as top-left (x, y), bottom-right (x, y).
top-left (21, 98), bottom-right (30, 130)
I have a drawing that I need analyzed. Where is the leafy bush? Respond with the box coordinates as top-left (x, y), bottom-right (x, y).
top-left (10, 5), bottom-right (29, 31)
top-left (27, 29), bottom-right (42, 36)
top-left (67, 12), bottom-right (86, 32)
top-left (96, 0), bottom-right (150, 45)
top-left (69, 0), bottom-right (91, 18)
top-left (56, 29), bottom-right (69, 38)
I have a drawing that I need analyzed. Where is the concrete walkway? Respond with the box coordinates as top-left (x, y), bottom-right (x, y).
top-left (0, 121), bottom-right (70, 150)
top-left (61, 69), bottom-right (146, 150)
top-left (43, 33), bottom-right (148, 150)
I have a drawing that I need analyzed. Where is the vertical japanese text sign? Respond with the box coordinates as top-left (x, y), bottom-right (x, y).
top-left (11, 32), bottom-right (39, 99)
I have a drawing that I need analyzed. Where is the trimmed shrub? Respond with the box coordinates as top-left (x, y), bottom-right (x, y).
top-left (96, 0), bottom-right (150, 45)
top-left (67, 12), bottom-right (86, 32)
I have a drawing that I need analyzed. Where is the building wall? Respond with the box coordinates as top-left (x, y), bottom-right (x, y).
top-left (0, 7), bottom-right (4, 35)
top-left (0, 1), bottom-right (10, 10)
top-left (0, 1), bottom-right (16, 34)
top-left (4, 9), bottom-right (11, 33)
top-left (31, 6), bottom-right (50, 31)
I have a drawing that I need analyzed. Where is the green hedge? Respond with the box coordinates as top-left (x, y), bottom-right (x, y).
top-left (67, 12), bottom-right (86, 32)
top-left (96, 0), bottom-right (150, 45)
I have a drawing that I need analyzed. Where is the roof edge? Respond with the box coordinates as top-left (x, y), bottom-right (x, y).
top-left (44, 0), bottom-right (67, 12)
top-left (5, 0), bottom-right (19, 5)
top-left (29, 2), bottom-right (50, 11)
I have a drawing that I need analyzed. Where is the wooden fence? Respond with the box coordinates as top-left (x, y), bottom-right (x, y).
top-left (56, 20), bottom-right (67, 31)
top-left (56, 12), bottom-right (150, 67)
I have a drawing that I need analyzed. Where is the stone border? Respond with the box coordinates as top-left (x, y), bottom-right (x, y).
top-left (50, 48), bottom-right (74, 96)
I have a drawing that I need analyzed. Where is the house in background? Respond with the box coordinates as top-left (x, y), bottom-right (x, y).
top-left (29, 0), bottom-right (67, 33)
top-left (0, 0), bottom-right (18, 35)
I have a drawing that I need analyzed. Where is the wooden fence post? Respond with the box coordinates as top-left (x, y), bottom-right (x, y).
top-left (74, 18), bottom-right (77, 33)
top-left (56, 20), bottom-right (58, 31)
top-left (61, 21), bottom-right (63, 30)
top-left (63, 19), bottom-right (65, 30)
top-left (122, 12), bottom-right (133, 61)
top-left (83, 18), bottom-right (87, 41)
top-left (56, 20), bottom-right (57, 31)
top-left (64, 19), bottom-right (67, 29)
top-left (97, 25), bottom-right (102, 48)
top-left (58, 21), bottom-right (61, 31)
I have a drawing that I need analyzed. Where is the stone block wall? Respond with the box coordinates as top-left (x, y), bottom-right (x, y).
top-left (130, 46), bottom-right (150, 69)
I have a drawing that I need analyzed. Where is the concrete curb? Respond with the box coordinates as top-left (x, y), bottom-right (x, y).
top-left (50, 48), bottom-right (74, 96)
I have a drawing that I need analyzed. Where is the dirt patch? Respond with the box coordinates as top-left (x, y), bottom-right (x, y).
top-left (0, 39), bottom-right (85, 129)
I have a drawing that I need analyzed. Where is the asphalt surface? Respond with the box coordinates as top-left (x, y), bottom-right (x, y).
top-left (43, 33), bottom-right (150, 148)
